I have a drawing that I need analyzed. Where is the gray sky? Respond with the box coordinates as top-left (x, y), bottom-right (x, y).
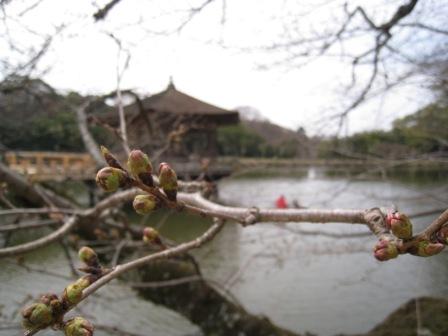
top-left (2, 0), bottom-right (441, 135)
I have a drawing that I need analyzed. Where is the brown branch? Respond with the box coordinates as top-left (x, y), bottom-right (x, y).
top-left (398, 22), bottom-right (448, 35)
top-left (74, 100), bottom-right (105, 167)
top-left (0, 215), bottom-right (79, 258)
top-left (0, 219), bottom-right (58, 233)
top-left (93, 0), bottom-right (123, 21)
top-left (0, 163), bottom-right (75, 209)
top-left (0, 189), bottom-right (139, 258)
top-left (25, 219), bottom-right (226, 336)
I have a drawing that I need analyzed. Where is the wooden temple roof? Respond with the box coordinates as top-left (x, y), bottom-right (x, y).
top-left (98, 82), bottom-right (239, 126)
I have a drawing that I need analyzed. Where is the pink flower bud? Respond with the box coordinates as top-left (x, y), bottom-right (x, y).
top-left (95, 167), bottom-right (128, 192)
top-left (386, 211), bottom-right (413, 240)
top-left (64, 317), bottom-right (94, 336)
top-left (133, 194), bottom-right (158, 215)
top-left (158, 162), bottom-right (178, 201)
top-left (373, 238), bottom-right (398, 261)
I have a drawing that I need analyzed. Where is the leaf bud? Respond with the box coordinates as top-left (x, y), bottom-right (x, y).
top-left (100, 145), bottom-right (124, 170)
top-left (373, 238), bottom-right (399, 261)
top-left (133, 194), bottom-right (158, 215)
top-left (78, 246), bottom-right (99, 267)
top-left (127, 150), bottom-right (154, 186)
top-left (386, 211), bottom-right (413, 240)
top-left (95, 167), bottom-right (128, 192)
top-left (22, 303), bottom-right (53, 330)
top-left (64, 317), bottom-right (94, 336)
top-left (158, 162), bottom-right (178, 201)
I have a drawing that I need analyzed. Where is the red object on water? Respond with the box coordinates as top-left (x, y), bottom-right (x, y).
top-left (275, 195), bottom-right (288, 209)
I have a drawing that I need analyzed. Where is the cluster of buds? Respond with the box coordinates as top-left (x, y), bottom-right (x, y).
top-left (373, 238), bottom-right (399, 261)
top-left (22, 295), bottom-right (58, 331)
top-left (64, 317), bottom-right (94, 336)
top-left (97, 147), bottom-right (179, 216)
top-left (158, 162), bottom-right (178, 201)
top-left (21, 248), bottom-right (103, 332)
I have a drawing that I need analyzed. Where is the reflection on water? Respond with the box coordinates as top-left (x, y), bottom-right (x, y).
top-left (1, 168), bottom-right (448, 336)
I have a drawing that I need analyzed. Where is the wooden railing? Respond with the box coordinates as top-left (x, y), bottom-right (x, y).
top-left (3, 151), bottom-right (96, 182)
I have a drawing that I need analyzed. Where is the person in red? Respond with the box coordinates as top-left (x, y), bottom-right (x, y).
top-left (275, 195), bottom-right (288, 209)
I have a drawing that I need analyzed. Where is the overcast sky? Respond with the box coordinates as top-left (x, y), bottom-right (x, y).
top-left (2, 0), bottom-right (442, 135)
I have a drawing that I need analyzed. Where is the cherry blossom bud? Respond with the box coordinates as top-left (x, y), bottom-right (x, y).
top-left (64, 317), bottom-right (94, 336)
top-left (436, 226), bottom-right (448, 244)
top-left (133, 194), bottom-right (158, 215)
top-left (127, 150), bottom-right (153, 186)
top-left (95, 167), bottom-right (128, 192)
top-left (62, 282), bottom-right (83, 307)
top-left (413, 240), bottom-right (445, 257)
top-left (78, 246), bottom-right (99, 267)
top-left (143, 227), bottom-right (162, 245)
top-left (74, 275), bottom-right (95, 290)
top-left (158, 162), bottom-right (178, 201)
top-left (22, 303), bottom-right (53, 330)
top-left (100, 145), bottom-right (124, 170)
top-left (373, 238), bottom-right (398, 261)
top-left (386, 211), bottom-right (413, 240)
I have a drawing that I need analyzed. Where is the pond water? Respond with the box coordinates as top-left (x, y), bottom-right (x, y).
top-left (1, 167), bottom-right (448, 336)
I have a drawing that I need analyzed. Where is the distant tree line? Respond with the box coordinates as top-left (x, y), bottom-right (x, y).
top-left (216, 125), bottom-right (304, 158)
top-left (319, 103), bottom-right (448, 159)
top-left (0, 77), bottom-right (112, 152)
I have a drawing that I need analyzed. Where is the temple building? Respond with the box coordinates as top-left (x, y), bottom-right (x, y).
top-left (101, 82), bottom-right (239, 161)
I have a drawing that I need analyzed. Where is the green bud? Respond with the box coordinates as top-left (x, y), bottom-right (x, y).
top-left (133, 194), bottom-right (158, 215)
top-left (74, 275), bottom-right (94, 290)
top-left (22, 303), bottom-right (53, 330)
top-left (100, 145), bottom-right (124, 170)
top-left (78, 246), bottom-right (98, 267)
top-left (142, 227), bottom-right (162, 245)
top-left (158, 162), bottom-right (178, 201)
top-left (64, 317), bottom-right (94, 336)
top-left (95, 167), bottom-right (128, 192)
top-left (127, 150), bottom-right (153, 186)
top-left (413, 240), bottom-right (445, 257)
top-left (63, 283), bottom-right (84, 306)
